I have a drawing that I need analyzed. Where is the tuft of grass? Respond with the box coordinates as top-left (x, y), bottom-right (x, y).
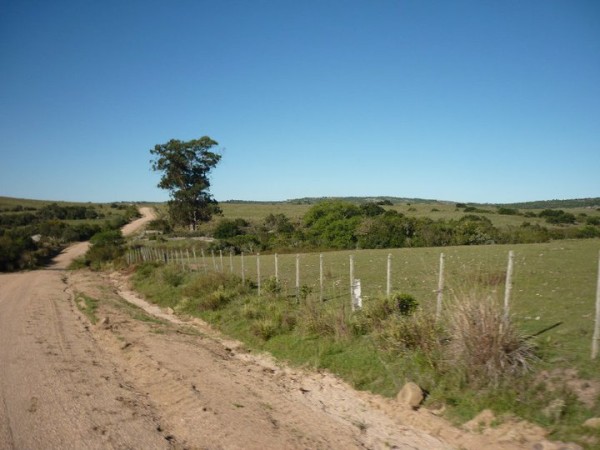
top-left (75, 292), bottom-right (99, 324)
top-left (445, 291), bottom-right (537, 388)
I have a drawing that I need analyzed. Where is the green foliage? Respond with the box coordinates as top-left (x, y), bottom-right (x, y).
top-left (497, 207), bottom-right (520, 215)
top-left (213, 218), bottom-right (248, 239)
top-left (304, 200), bottom-right (362, 249)
top-left (539, 209), bottom-right (577, 224)
top-left (147, 218), bottom-right (172, 234)
top-left (85, 230), bottom-right (125, 269)
top-left (150, 136), bottom-right (221, 230)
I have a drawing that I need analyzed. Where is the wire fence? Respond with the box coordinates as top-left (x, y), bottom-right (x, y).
top-left (126, 243), bottom-right (600, 360)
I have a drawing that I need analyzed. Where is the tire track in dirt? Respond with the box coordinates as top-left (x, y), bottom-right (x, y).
top-left (0, 209), bottom-right (171, 450)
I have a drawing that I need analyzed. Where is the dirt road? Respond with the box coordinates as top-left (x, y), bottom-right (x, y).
top-left (0, 209), bottom-right (558, 449)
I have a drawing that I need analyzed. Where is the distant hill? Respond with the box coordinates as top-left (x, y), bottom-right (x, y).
top-left (249, 196), bottom-right (600, 209)
top-left (495, 198), bottom-right (600, 209)
top-left (284, 196), bottom-right (444, 205)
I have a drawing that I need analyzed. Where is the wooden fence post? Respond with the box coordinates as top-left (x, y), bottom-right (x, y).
top-left (257, 253), bottom-right (261, 296)
top-left (386, 253), bottom-right (392, 297)
top-left (592, 250), bottom-right (600, 360)
top-left (319, 253), bottom-right (324, 302)
top-left (229, 250), bottom-right (234, 273)
top-left (219, 250), bottom-right (224, 272)
top-left (295, 254), bottom-right (300, 303)
top-left (241, 252), bottom-right (245, 285)
top-left (435, 253), bottom-right (445, 321)
top-left (504, 250), bottom-right (515, 321)
top-left (274, 254), bottom-right (279, 283)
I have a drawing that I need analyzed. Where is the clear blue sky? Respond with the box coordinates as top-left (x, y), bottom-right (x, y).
top-left (1, 1), bottom-right (598, 204)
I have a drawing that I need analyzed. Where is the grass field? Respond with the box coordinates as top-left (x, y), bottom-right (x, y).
top-left (195, 239), bottom-right (600, 372)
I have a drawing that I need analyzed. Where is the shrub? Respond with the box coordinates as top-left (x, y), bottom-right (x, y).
top-left (85, 230), bottom-right (125, 268)
top-left (161, 265), bottom-right (186, 287)
top-left (263, 276), bottom-right (282, 295)
top-left (376, 311), bottom-right (441, 354)
top-left (393, 293), bottom-right (418, 316)
top-left (197, 286), bottom-right (237, 311)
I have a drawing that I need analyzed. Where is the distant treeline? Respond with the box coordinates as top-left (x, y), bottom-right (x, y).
top-left (497, 198), bottom-right (600, 210)
top-left (196, 200), bottom-right (600, 254)
top-left (221, 196), bottom-right (600, 209)
top-left (0, 203), bottom-right (139, 272)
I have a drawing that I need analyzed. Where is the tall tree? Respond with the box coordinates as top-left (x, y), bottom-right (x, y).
top-left (150, 136), bottom-right (221, 230)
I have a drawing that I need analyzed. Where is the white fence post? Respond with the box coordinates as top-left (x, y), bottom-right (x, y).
top-left (352, 278), bottom-right (362, 311)
top-left (230, 250), bottom-right (234, 273)
top-left (349, 255), bottom-right (355, 310)
top-left (435, 253), bottom-right (445, 321)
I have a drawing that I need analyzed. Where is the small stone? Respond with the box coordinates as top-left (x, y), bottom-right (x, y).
top-left (583, 417), bottom-right (600, 429)
top-left (396, 382), bottom-right (423, 409)
top-left (462, 409), bottom-right (495, 432)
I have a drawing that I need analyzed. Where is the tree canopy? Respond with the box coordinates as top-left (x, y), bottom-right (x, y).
top-left (150, 136), bottom-right (221, 230)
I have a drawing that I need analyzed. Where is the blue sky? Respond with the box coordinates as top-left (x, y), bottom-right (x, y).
top-left (1, 1), bottom-right (598, 204)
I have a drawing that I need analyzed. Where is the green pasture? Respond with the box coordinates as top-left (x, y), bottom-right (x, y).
top-left (135, 238), bottom-right (600, 377)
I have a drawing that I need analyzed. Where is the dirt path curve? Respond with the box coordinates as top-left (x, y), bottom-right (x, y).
top-left (0, 208), bottom-right (559, 449)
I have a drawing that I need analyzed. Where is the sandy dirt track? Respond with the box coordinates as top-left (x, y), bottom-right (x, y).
top-left (0, 208), bottom-right (564, 449)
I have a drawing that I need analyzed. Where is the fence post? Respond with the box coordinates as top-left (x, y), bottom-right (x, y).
top-left (504, 250), bottom-right (515, 321)
top-left (386, 253), bottom-right (392, 297)
top-left (211, 250), bottom-right (217, 271)
top-left (319, 253), bottom-right (324, 302)
top-left (274, 254), bottom-right (279, 283)
top-left (435, 253), bottom-right (445, 321)
top-left (350, 255), bottom-right (355, 310)
top-left (201, 249), bottom-right (207, 273)
top-left (192, 248), bottom-right (197, 271)
top-left (219, 250), bottom-right (224, 272)
top-left (230, 250), bottom-right (234, 273)
top-left (295, 254), bottom-right (300, 303)
top-left (592, 250), bottom-right (600, 360)
top-left (257, 253), bottom-right (261, 296)
top-left (241, 252), bottom-right (245, 285)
